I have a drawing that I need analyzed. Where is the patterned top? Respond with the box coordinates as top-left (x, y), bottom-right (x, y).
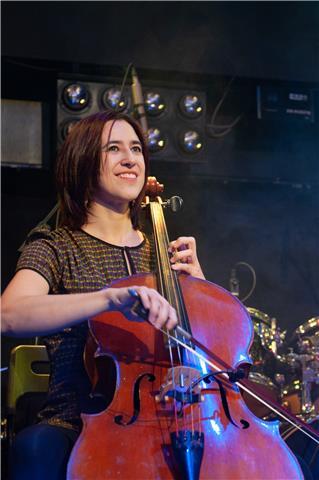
top-left (16, 225), bottom-right (155, 432)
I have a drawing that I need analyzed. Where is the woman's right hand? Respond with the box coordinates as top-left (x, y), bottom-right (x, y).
top-left (1, 269), bottom-right (177, 337)
top-left (105, 286), bottom-right (178, 331)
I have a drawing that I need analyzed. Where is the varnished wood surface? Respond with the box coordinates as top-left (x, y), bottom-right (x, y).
top-left (67, 274), bottom-right (303, 480)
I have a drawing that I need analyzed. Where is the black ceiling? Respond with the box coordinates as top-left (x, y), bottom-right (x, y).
top-left (2, 1), bottom-right (319, 82)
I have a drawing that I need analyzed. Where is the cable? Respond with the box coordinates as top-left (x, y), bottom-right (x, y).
top-left (206, 77), bottom-right (243, 138)
top-left (116, 62), bottom-right (133, 113)
top-left (232, 261), bottom-right (257, 303)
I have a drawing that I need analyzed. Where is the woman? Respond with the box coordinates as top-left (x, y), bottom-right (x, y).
top-left (1, 109), bottom-right (205, 479)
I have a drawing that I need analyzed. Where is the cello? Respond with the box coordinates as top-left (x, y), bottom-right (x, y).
top-left (67, 177), bottom-right (313, 479)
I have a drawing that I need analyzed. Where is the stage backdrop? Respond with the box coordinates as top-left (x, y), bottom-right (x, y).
top-left (2, 1), bottom-right (319, 367)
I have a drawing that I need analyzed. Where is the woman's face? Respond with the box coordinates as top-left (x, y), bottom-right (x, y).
top-left (94, 119), bottom-right (146, 211)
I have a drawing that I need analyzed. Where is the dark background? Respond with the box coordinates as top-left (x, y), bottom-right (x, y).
top-left (2, 1), bottom-right (319, 364)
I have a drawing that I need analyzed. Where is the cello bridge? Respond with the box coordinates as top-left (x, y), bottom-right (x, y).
top-left (156, 366), bottom-right (204, 405)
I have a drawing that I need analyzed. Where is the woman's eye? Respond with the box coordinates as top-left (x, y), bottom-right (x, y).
top-left (132, 145), bottom-right (142, 153)
top-left (107, 145), bottom-right (119, 152)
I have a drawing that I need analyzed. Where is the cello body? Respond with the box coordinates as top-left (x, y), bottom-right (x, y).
top-left (67, 273), bottom-right (303, 480)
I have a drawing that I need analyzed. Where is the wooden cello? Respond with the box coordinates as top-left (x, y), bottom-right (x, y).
top-left (67, 177), bottom-right (306, 479)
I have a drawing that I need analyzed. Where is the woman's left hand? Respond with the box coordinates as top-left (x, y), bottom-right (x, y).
top-left (168, 236), bottom-right (205, 280)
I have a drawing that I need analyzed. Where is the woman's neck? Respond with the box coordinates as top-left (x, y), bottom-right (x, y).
top-left (81, 201), bottom-right (143, 247)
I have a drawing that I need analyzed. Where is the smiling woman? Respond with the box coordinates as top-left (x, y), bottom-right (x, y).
top-left (1, 109), bottom-right (205, 479)
top-left (87, 120), bottom-right (146, 236)
top-left (55, 110), bottom-right (150, 232)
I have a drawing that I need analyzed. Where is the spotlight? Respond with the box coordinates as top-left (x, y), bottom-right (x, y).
top-left (61, 119), bottom-right (80, 141)
top-left (179, 130), bottom-right (203, 154)
top-left (62, 83), bottom-right (90, 111)
top-left (145, 92), bottom-right (166, 117)
top-left (178, 94), bottom-right (203, 118)
top-left (147, 128), bottom-right (166, 153)
top-left (101, 88), bottom-right (128, 111)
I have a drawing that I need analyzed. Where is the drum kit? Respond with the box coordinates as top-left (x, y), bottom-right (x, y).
top-left (245, 309), bottom-right (319, 422)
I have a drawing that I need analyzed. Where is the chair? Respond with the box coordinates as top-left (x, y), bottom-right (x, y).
top-left (6, 345), bottom-right (50, 446)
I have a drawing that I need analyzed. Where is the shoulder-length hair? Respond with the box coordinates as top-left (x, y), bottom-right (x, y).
top-left (55, 109), bottom-right (150, 230)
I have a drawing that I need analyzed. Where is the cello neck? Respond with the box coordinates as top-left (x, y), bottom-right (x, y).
top-left (148, 198), bottom-right (191, 335)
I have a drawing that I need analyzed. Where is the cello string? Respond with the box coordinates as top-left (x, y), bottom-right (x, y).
top-left (198, 404), bottom-right (202, 435)
top-left (151, 202), bottom-right (174, 306)
top-left (150, 203), bottom-right (166, 297)
top-left (151, 201), bottom-right (183, 366)
top-left (160, 328), bottom-right (319, 445)
top-left (174, 396), bottom-right (179, 434)
top-left (150, 200), bottom-right (180, 426)
top-left (167, 333), bottom-right (179, 434)
top-left (155, 201), bottom-right (202, 429)
top-left (152, 200), bottom-right (201, 432)
top-left (154, 199), bottom-right (201, 436)
top-left (152, 202), bottom-right (197, 364)
top-left (152, 200), bottom-right (198, 432)
top-left (155, 202), bottom-right (178, 306)
top-left (152, 202), bottom-right (179, 308)
top-left (191, 404), bottom-right (194, 435)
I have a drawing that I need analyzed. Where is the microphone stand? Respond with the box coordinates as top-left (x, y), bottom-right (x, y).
top-left (131, 67), bottom-right (148, 136)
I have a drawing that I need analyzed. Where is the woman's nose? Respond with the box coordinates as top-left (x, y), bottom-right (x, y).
top-left (121, 148), bottom-right (135, 165)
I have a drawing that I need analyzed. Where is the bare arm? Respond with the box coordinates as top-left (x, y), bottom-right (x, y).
top-left (1, 269), bottom-right (177, 337)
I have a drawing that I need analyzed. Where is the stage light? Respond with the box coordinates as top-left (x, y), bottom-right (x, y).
top-left (62, 83), bottom-right (90, 111)
top-left (145, 92), bottom-right (166, 117)
top-left (178, 94), bottom-right (203, 118)
top-left (101, 88), bottom-right (128, 111)
top-left (179, 130), bottom-right (203, 154)
top-left (147, 128), bottom-right (166, 153)
top-left (57, 79), bottom-right (206, 162)
top-left (61, 119), bottom-right (80, 141)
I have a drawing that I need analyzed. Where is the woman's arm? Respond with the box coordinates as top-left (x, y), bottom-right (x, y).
top-left (1, 269), bottom-right (177, 337)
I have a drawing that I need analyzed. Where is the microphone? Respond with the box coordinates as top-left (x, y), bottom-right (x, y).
top-left (229, 268), bottom-right (239, 297)
top-left (131, 67), bottom-right (148, 136)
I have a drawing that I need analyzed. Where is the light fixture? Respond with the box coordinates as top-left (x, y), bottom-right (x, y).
top-left (57, 79), bottom-right (207, 163)
top-left (61, 119), bottom-right (80, 141)
top-left (101, 87), bottom-right (128, 111)
top-left (62, 83), bottom-right (90, 111)
top-left (147, 128), bottom-right (166, 153)
top-left (179, 130), bottom-right (203, 154)
top-left (145, 92), bottom-right (166, 117)
top-left (178, 94), bottom-right (203, 119)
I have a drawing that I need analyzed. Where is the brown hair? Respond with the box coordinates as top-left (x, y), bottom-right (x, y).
top-left (56, 109), bottom-right (149, 230)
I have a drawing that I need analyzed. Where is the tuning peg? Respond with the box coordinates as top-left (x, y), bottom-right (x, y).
top-left (166, 196), bottom-right (183, 213)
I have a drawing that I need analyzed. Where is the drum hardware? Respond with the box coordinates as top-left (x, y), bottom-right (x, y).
top-left (246, 310), bottom-right (319, 422)
top-left (295, 317), bottom-right (319, 337)
top-left (245, 308), bottom-right (288, 418)
top-left (281, 355), bottom-right (318, 420)
top-left (274, 373), bottom-right (286, 398)
top-left (280, 317), bottom-right (319, 422)
top-left (247, 308), bottom-right (286, 356)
